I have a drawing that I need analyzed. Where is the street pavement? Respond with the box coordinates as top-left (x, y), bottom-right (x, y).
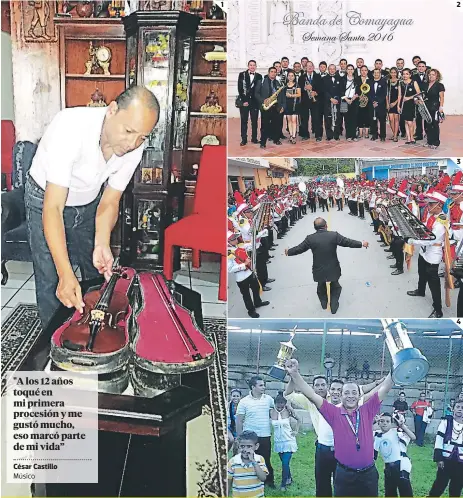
top-left (228, 205), bottom-right (458, 318)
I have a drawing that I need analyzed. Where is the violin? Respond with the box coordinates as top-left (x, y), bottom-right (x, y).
top-left (60, 265), bottom-right (130, 354)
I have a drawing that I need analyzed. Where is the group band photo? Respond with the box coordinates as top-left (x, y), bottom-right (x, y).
top-left (227, 160), bottom-right (462, 319)
top-left (227, 0), bottom-right (463, 158)
top-left (227, 319), bottom-right (463, 497)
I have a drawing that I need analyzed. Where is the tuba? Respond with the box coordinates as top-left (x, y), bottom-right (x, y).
top-left (262, 84), bottom-right (285, 111)
top-left (413, 92), bottom-right (432, 123)
top-left (359, 82), bottom-right (370, 108)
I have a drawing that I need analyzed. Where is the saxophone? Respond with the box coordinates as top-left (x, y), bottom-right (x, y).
top-left (262, 84), bottom-right (285, 111)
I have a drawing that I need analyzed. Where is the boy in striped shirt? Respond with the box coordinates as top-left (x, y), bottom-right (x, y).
top-left (228, 430), bottom-right (268, 497)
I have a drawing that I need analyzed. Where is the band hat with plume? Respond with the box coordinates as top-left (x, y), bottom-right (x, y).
top-left (397, 179), bottom-right (408, 199)
top-left (425, 190), bottom-right (448, 203)
top-left (449, 171), bottom-right (463, 192)
top-left (236, 203), bottom-right (251, 215)
top-left (227, 230), bottom-right (239, 241)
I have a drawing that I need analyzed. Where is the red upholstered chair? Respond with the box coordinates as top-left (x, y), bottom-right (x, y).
top-left (1, 120), bottom-right (15, 190)
top-left (163, 145), bottom-right (226, 301)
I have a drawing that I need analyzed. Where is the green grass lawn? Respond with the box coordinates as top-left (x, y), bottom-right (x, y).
top-left (231, 431), bottom-right (441, 497)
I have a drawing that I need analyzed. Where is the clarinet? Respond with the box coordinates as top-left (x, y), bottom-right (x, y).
top-left (287, 85), bottom-right (297, 113)
top-left (400, 82), bottom-right (409, 115)
top-left (305, 73), bottom-right (315, 102)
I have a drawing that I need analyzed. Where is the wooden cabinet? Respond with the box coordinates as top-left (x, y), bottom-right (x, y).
top-left (185, 19), bottom-right (226, 182)
top-left (55, 18), bottom-right (126, 109)
top-left (120, 11), bottom-right (200, 270)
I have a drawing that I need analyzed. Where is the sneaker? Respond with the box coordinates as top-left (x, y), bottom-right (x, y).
top-left (391, 269), bottom-right (404, 275)
top-left (248, 310), bottom-right (260, 318)
top-left (255, 301), bottom-right (270, 308)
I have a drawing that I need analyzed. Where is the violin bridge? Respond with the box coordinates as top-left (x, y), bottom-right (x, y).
top-left (90, 309), bottom-right (105, 321)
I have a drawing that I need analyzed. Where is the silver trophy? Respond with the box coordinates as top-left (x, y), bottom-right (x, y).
top-left (381, 319), bottom-right (429, 385)
top-left (268, 326), bottom-right (297, 381)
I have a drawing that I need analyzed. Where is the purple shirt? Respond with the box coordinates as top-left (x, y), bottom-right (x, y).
top-left (319, 392), bottom-right (381, 469)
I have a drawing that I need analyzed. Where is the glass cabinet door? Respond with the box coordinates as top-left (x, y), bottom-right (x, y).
top-left (126, 33), bottom-right (138, 87)
top-left (140, 30), bottom-right (171, 186)
top-left (133, 199), bottom-right (164, 262)
top-left (171, 35), bottom-right (192, 182)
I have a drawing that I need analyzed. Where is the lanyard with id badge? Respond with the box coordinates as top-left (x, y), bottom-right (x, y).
top-left (344, 410), bottom-right (361, 451)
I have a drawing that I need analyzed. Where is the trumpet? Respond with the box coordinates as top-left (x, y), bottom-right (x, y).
top-left (359, 82), bottom-right (370, 108)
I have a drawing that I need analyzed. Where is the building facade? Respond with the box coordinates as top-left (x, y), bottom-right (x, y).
top-left (228, 157), bottom-right (296, 192)
top-left (358, 158), bottom-right (459, 180)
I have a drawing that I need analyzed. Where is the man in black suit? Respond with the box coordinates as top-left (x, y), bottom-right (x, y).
top-left (354, 57), bottom-right (364, 79)
top-left (316, 61), bottom-right (329, 137)
top-left (284, 217), bottom-right (368, 313)
top-left (413, 60), bottom-right (430, 141)
top-left (323, 64), bottom-right (342, 140)
top-left (255, 67), bottom-right (285, 149)
top-left (368, 68), bottom-right (387, 141)
top-left (280, 56), bottom-right (290, 84)
top-left (336, 58), bottom-right (348, 80)
top-left (299, 61), bottom-right (322, 141)
top-left (396, 58), bottom-right (406, 137)
top-left (237, 60), bottom-right (262, 146)
top-left (301, 56), bottom-right (309, 73)
top-left (368, 59), bottom-right (389, 80)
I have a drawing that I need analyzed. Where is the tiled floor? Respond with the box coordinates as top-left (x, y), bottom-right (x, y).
top-left (1, 260), bottom-right (225, 323)
top-left (228, 115), bottom-right (463, 157)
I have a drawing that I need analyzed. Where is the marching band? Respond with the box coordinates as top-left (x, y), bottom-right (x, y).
top-left (237, 56), bottom-right (446, 149)
top-left (228, 171), bottom-right (463, 318)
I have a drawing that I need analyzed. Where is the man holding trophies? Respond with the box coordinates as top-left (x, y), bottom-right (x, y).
top-left (285, 358), bottom-right (394, 497)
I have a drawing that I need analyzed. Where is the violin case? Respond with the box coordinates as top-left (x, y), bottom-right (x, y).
top-left (129, 272), bottom-right (215, 398)
top-left (49, 267), bottom-right (137, 394)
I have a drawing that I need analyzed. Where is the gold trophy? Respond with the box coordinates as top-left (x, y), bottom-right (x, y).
top-left (381, 319), bottom-right (429, 385)
top-left (268, 326), bottom-right (297, 381)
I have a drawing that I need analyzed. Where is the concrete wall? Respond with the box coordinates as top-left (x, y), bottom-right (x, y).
top-left (9, 2), bottom-right (60, 141)
top-left (1, 32), bottom-right (14, 121)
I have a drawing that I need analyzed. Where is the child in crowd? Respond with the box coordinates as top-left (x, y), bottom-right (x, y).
top-left (374, 411), bottom-right (416, 497)
top-left (228, 430), bottom-right (268, 497)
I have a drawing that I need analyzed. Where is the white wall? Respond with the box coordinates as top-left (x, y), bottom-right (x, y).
top-left (9, 2), bottom-right (61, 142)
top-left (228, 0), bottom-right (463, 117)
top-left (1, 32), bottom-right (15, 121)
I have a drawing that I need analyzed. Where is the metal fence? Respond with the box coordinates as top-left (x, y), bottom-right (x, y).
top-left (228, 328), bottom-right (463, 420)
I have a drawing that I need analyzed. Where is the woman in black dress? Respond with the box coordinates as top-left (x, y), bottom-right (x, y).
top-left (386, 67), bottom-right (402, 142)
top-left (355, 65), bottom-right (370, 139)
top-left (424, 69), bottom-right (445, 149)
top-left (399, 69), bottom-right (421, 144)
top-left (341, 64), bottom-right (360, 141)
top-left (283, 69), bottom-right (301, 144)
